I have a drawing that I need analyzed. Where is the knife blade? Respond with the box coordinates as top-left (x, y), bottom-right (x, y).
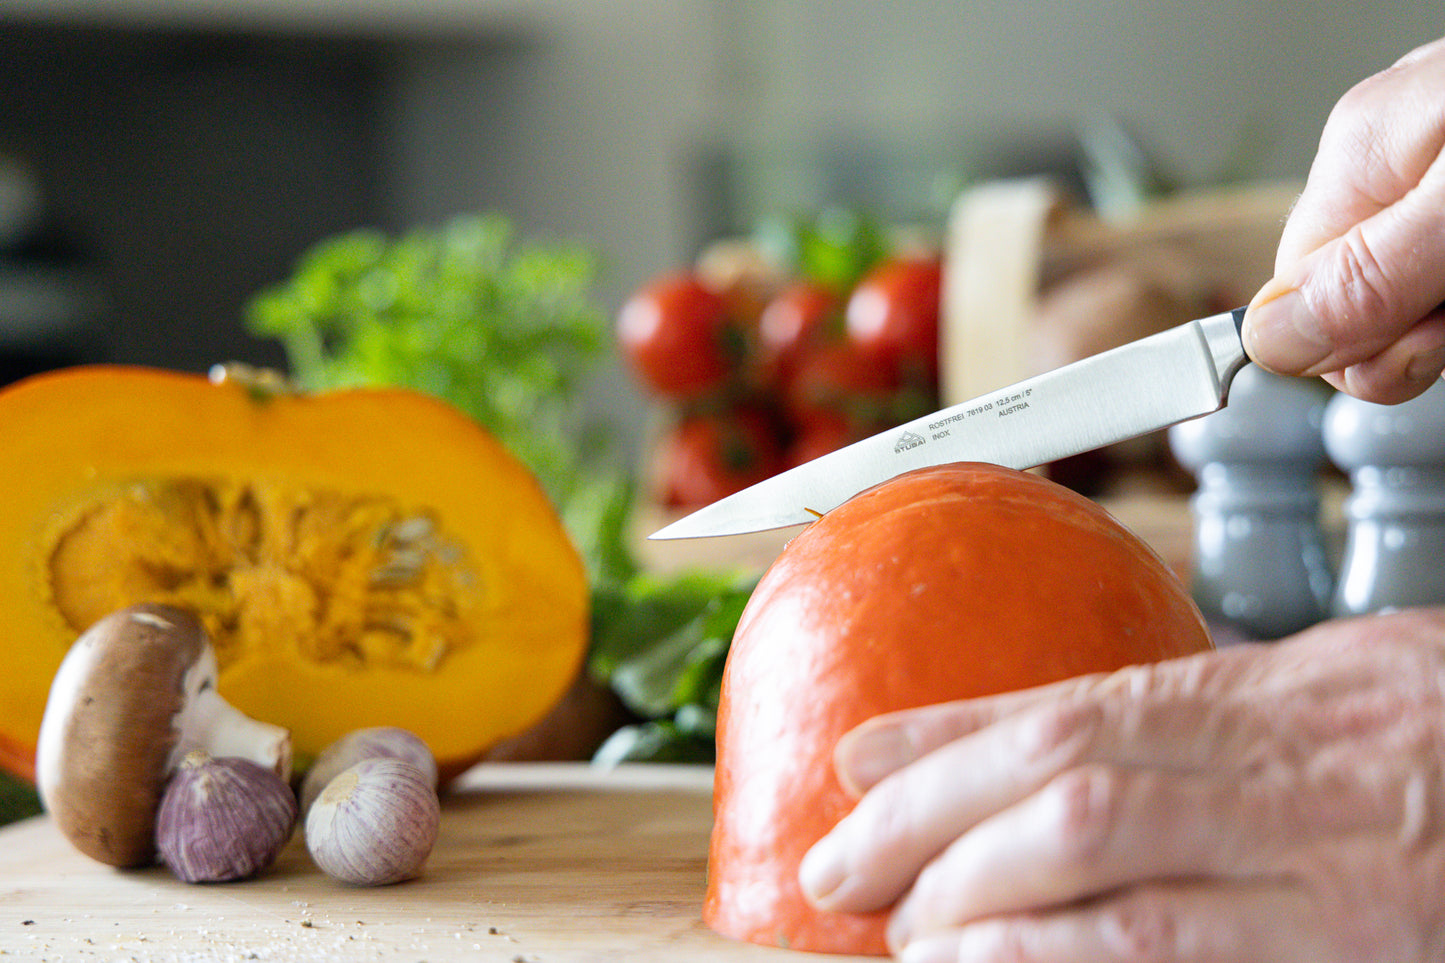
top-left (650, 306), bottom-right (1249, 540)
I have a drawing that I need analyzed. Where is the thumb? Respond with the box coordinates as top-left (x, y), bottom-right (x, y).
top-left (1243, 178), bottom-right (1445, 403)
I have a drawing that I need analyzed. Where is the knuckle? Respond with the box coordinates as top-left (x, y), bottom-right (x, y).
top-left (1321, 73), bottom-right (1389, 152)
top-left (855, 763), bottom-right (949, 857)
top-left (1100, 661), bottom-right (1164, 701)
top-left (904, 853), bottom-right (953, 915)
top-left (1334, 358), bottom-right (1410, 406)
top-left (1014, 699), bottom-right (1101, 768)
top-left (1042, 764), bottom-right (1124, 868)
top-left (982, 918), bottom-right (1048, 962)
top-left (857, 776), bottom-right (922, 847)
top-left (1099, 890), bottom-right (1183, 962)
top-left (1331, 228), bottom-right (1395, 320)
top-left (1305, 225), bottom-right (1398, 348)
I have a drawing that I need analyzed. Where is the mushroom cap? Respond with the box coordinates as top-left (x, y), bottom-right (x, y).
top-left (35, 603), bottom-right (209, 867)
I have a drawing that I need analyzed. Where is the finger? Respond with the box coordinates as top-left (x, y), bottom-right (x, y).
top-left (809, 623), bottom-right (1445, 917)
top-left (887, 742), bottom-right (1445, 949)
top-left (1243, 42), bottom-right (1445, 396)
top-left (833, 682), bottom-right (1085, 796)
top-left (1273, 35), bottom-right (1445, 267)
top-left (1321, 307), bottom-right (1445, 403)
top-left (885, 765), bottom-right (1265, 943)
top-left (834, 647), bottom-right (1245, 794)
top-left (1243, 184), bottom-right (1445, 394)
top-left (834, 620), bottom-right (1445, 821)
top-left (800, 698), bottom-right (1107, 913)
top-left (806, 674), bottom-right (1276, 914)
top-left (893, 881), bottom-right (1322, 963)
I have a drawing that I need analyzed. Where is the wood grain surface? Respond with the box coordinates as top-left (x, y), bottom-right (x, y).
top-left (0, 763), bottom-right (874, 962)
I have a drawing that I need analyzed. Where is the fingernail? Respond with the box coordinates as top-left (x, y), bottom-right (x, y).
top-left (899, 934), bottom-right (958, 963)
top-left (886, 906), bottom-right (915, 954)
top-left (797, 834), bottom-right (847, 906)
top-left (836, 725), bottom-right (913, 790)
top-left (1244, 283), bottom-right (1333, 374)
top-left (1405, 341), bottom-right (1445, 385)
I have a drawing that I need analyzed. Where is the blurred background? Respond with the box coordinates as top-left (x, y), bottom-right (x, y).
top-left (0, 0), bottom-right (1439, 444)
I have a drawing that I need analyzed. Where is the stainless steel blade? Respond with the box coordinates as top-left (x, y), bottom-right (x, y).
top-left (650, 307), bottom-right (1249, 540)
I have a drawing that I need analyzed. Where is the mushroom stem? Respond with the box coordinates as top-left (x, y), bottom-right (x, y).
top-left (171, 687), bottom-right (292, 781)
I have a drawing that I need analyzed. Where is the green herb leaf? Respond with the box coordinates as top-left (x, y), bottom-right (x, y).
top-left (587, 569), bottom-right (752, 680)
top-left (0, 772), bottom-right (40, 826)
top-left (592, 720), bottom-right (715, 765)
top-left (753, 206), bottom-right (890, 294)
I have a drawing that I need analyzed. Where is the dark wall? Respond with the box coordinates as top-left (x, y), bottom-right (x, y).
top-left (0, 25), bottom-right (392, 378)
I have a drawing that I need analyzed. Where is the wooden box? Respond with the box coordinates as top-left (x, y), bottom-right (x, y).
top-left (943, 177), bottom-right (1298, 406)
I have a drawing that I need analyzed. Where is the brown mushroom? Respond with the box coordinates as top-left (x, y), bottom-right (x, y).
top-left (34, 603), bottom-right (291, 868)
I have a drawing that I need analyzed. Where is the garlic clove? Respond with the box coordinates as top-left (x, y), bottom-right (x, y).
top-left (305, 757), bottom-right (440, 886)
top-left (156, 750), bottom-right (298, 883)
top-left (299, 726), bottom-right (437, 816)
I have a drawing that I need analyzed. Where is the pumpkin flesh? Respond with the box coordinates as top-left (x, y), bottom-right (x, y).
top-left (0, 366), bottom-right (589, 782)
top-left (705, 463), bottom-right (1212, 955)
top-left (46, 478), bottom-right (477, 675)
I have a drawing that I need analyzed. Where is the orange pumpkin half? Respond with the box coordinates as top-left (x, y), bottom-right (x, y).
top-left (705, 463), bottom-right (1212, 954)
top-left (0, 365), bottom-right (589, 783)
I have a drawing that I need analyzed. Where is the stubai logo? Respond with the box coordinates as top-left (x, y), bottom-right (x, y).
top-left (893, 430), bottom-right (926, 453)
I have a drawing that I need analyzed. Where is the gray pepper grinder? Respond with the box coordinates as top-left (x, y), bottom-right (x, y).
top-left (1323, 377), bottom-right (1445, 616)
top-left (1168, 364), bottom-right (1334, 640)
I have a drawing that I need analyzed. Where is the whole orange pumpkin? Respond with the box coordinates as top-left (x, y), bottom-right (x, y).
top-left (705, 462), bottom-right (1212, 955)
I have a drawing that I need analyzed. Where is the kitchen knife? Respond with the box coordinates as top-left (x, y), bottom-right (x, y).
top-left (650, 306), bottom-right (1249, 540)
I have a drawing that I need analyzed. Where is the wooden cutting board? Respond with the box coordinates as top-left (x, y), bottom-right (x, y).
top-left (0, 763), bottom-right (877, 962)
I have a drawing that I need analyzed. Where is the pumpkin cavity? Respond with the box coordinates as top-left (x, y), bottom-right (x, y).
top-left (43, 476), bottom-right (480, 674)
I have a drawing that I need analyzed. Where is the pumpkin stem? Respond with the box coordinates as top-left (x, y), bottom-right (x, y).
top-left (208, 363), bottom-right (300, 401)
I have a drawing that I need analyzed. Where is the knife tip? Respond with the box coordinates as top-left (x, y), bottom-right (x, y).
top-left (646, 518), bottom-right (700, 540)
top-left (647, 509), bottom-right (813, 541)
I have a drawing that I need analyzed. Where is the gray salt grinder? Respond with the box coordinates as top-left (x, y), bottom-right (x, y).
top-left (1168, 364), bottom-right (1334, 640)
top-left (1323, 377), bottom-right (1445, 616)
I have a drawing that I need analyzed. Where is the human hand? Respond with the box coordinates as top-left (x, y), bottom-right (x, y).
top-left (798, 607), bottom-right (1445, 962)
top-left (1243, 36), bottom-right (1445, 404)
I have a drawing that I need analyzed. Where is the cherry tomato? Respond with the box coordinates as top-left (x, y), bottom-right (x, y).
top-left (757, 280), bottom-right (840, 389)
top-left (616, 272), bottom-right (738, 400)
top-left (782, 339), bottom-right (901, 429)
top-left (657, 406), bottom-right (786, 508)
top-left (844, 256), bottom-right (942, 383)
top-left (785, 410), bottom-right (864, 468)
